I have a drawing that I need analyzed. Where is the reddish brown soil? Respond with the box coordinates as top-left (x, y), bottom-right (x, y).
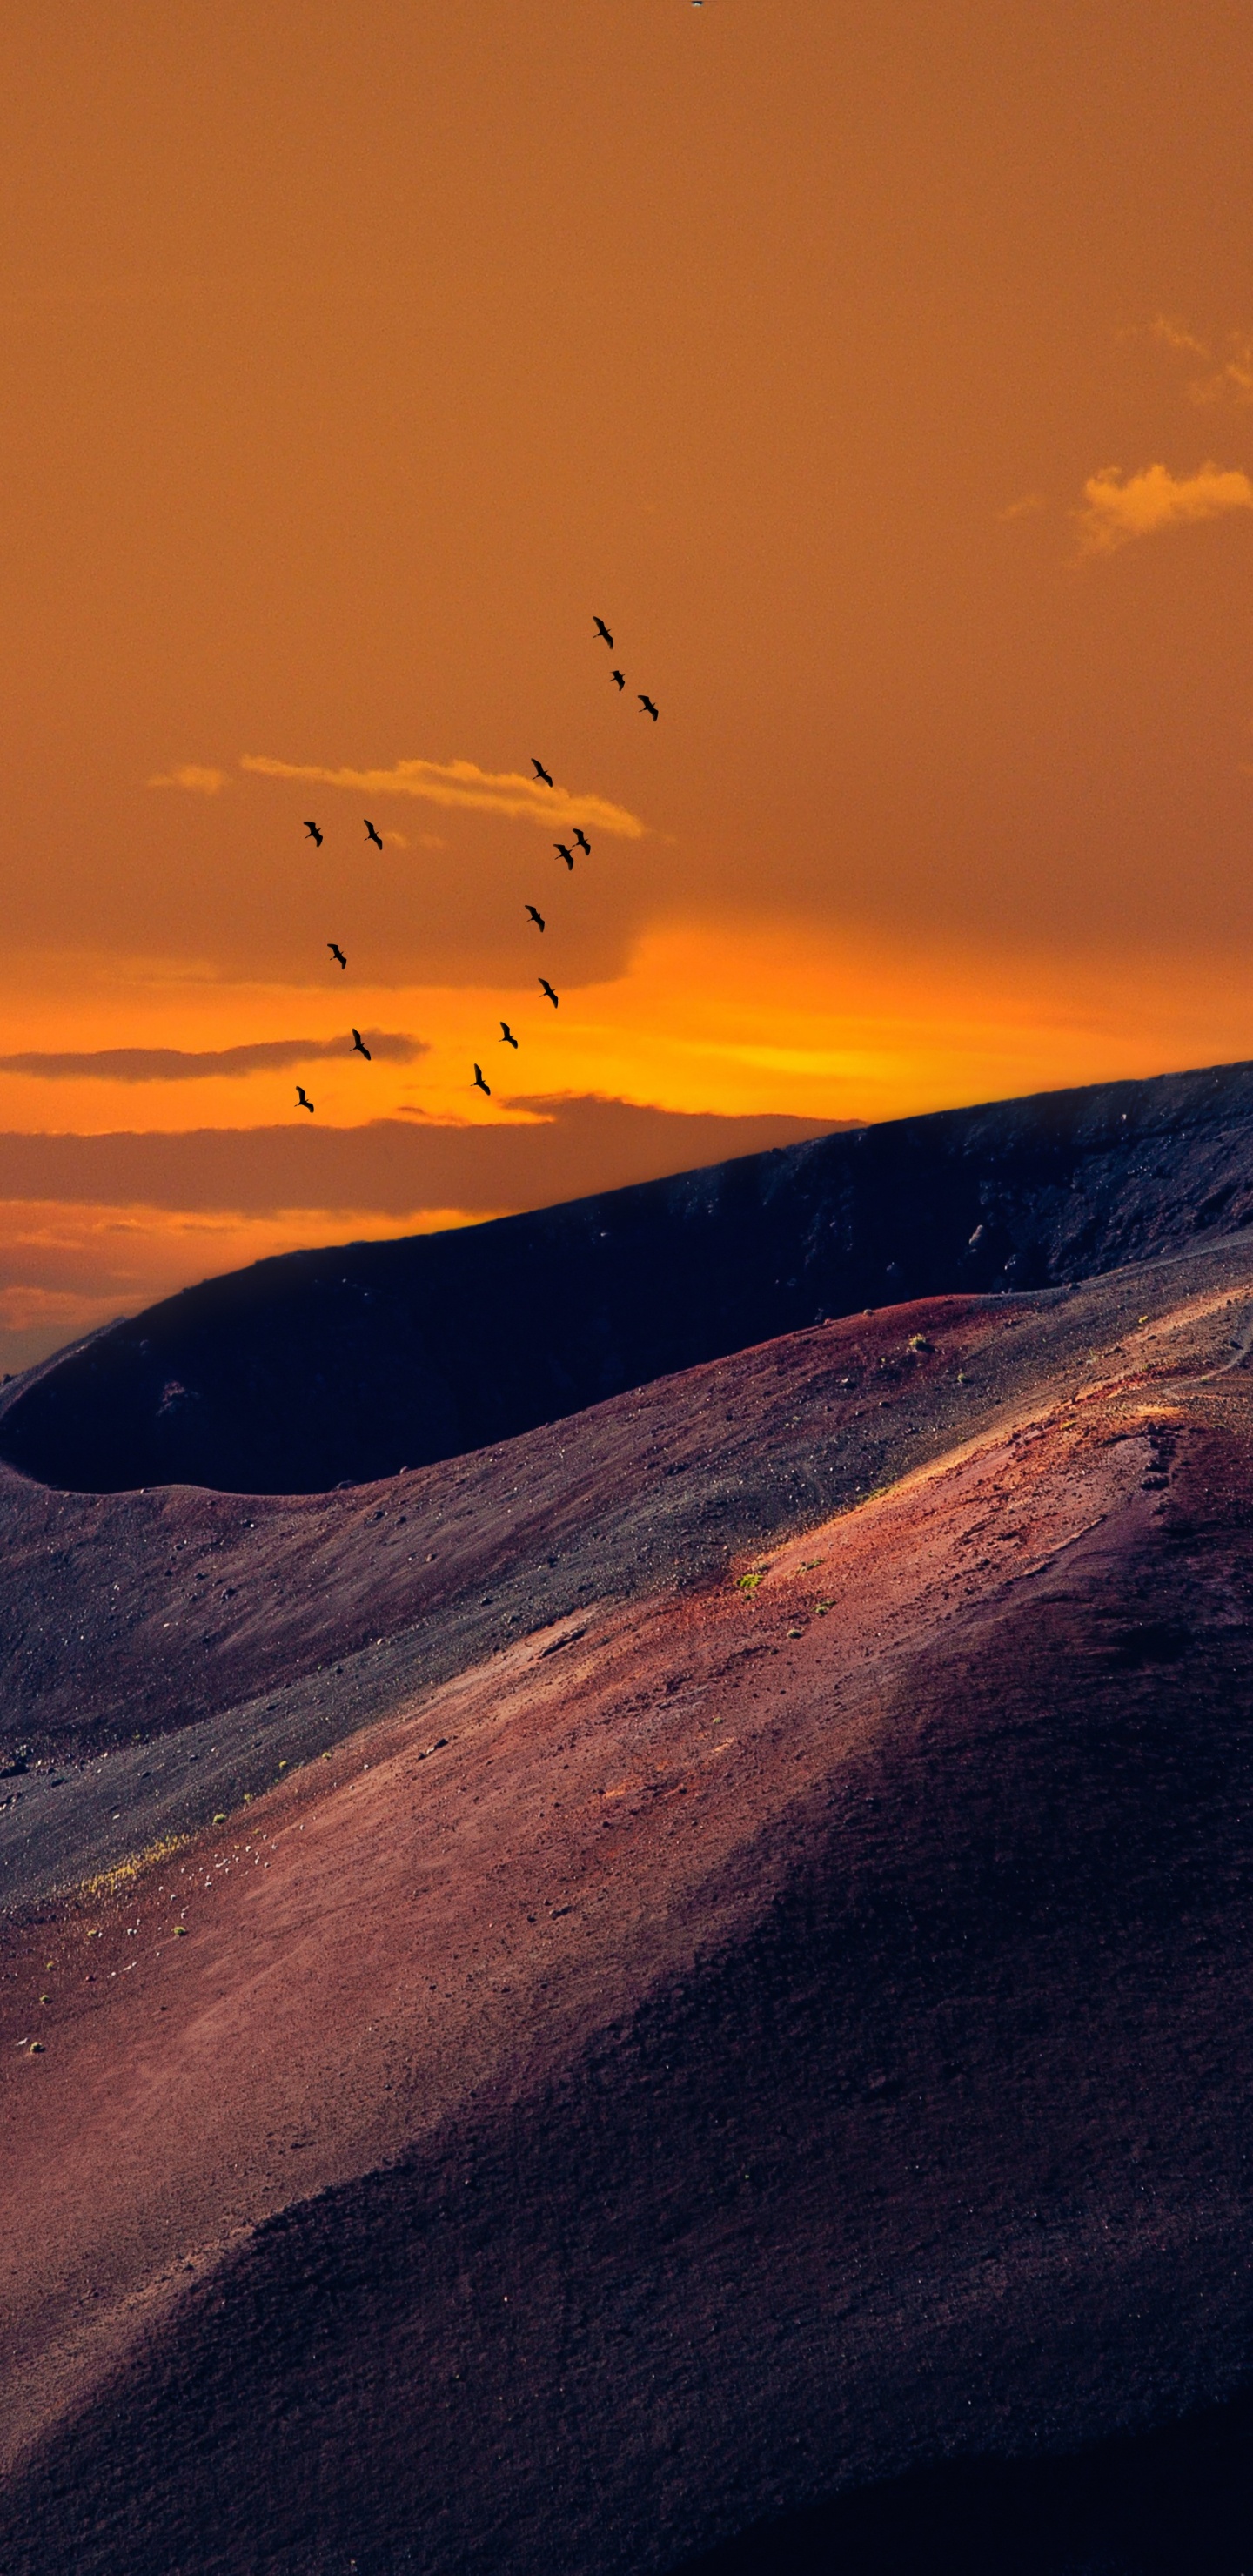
top-left (0, 1291), bottom-right (1022, 1758)
top-left (3, 1260), bottom-right (1253, 2569)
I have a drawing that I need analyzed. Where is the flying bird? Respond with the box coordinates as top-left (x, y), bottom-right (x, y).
top-left (554, 842), bottom-right (574, 869)
top-left (539, 977), bottom-right (559, 1008)
top-left (364, 819), bottom-right (383, 849)
top-left (573, 828), bottom-right (591, 855)
top-left (532, 758), bottom-right (553, 787)
top-left (327, 942), bottom-right (347, 970)
top-left (526, 905), bottom-right (546, 931)
top-left (499, 1022), bottom-right (519, 1049)
top-left (610, 668), bottom-right (626, 691)
top-left (593, 616), bottom-right (614, 647)
top-left (472, 1063), bottom-right (491, 1096)
top-left (352, 1027), bottom-right (372, 1060)
top-left (303, 820), bottom-right (323, 846)
top-left (296, 1085), bottom-right (315, 1113)
top-left (639, 694), bottom-right (660, 721)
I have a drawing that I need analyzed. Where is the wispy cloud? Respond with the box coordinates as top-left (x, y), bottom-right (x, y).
top-left (1143, 314), bottom-right (1211, 362)
top-left (0, 1100), bottom-right (829, 1231)
top-left (0, 1033), bottom-right (427, 1082)
top-left (1188, 340), bottom-right (1253, 406)
top-left (146, 764), bottom-right (229, 795)
top-left (239, 754), bottom-right (646, 840)
top-left (1136, 316), bottom-right (1253, 406)
top-left (997, 491), bottom-right (1049, 522)
top-left (1075, 461), bottom-right (1253, 556)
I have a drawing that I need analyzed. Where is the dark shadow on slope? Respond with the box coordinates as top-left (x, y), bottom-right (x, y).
top-left (5, 1057), bottom-right (1253, 1493)
top-left (671, 2387), bottom-right (1253, 2576)
top-left (6, 1444), bottom-right (1253, 2573)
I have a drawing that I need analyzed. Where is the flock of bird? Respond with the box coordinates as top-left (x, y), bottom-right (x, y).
top-left (292, 614), bottom-right (659, 1114)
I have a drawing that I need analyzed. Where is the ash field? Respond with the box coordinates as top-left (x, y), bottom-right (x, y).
top-left (3, 1063), bottom-right (1253, 2575)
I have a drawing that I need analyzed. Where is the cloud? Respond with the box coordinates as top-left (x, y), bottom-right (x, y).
top-left (1134, 317), bottom-right (1253, 406)
top-left (0, 1100), bottom-right (835, 1222)
top-left (1188, 339), bottom-right (1253, 407)
top-left (239, 753), bottom-right (646, 840)
top-left (997, 492), bottom-right (1048, 521)
top-left (1075, 461), bottom-right (1253, 556)
top-left (0, 1033), bottom-right (427, 1082)
top-left (146, 764), bottom-right (229, 795)
top-left (1143, 315), bottom-right (1211, 361)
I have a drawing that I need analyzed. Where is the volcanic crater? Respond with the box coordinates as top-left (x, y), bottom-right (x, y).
top-left (3, 1065), bottom-right (1253, 2573)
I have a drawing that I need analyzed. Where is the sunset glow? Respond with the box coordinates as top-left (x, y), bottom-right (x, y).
top-left (6, 2), bottom-right (1253, 1369)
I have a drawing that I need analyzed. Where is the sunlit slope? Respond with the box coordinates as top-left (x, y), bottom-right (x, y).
top-left (3, 1252), bottom-right (1253, 2572)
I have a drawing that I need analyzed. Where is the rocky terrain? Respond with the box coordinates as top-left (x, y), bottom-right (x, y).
top-left (1, 1258), bottom-right (1251, 2570)
top-left (3, 1064), bottom-right (1253, 2573)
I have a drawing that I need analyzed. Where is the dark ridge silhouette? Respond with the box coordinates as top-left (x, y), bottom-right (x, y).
top-left (5, 1057), bottom-right (1253, 1495)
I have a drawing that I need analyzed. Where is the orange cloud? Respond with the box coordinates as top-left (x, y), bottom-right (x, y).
top-left (147, 764), bottom-right (229, 794)
top-left (1189, 340), bottom-right (1253, 406)
top-left (0, 1033), bottom-right (425, 1081)
top-left (239, 754), bottom-right (645, 840)
top-left (1136, 317), bottom-right (1253, 406)
top-left (1143, 314), bottom-right (1211, 361)
top-left (1075, 461), bottom-right (1253, 556)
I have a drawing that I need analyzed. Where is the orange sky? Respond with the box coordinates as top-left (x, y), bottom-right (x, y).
top-left (6, 1), bottom-right (1253, 1370)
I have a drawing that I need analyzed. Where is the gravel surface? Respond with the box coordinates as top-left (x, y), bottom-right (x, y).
top-left (3, 1236), bottom-right (1253, 2570)
top-left (5, 1233), bottom-right (1253, 1910)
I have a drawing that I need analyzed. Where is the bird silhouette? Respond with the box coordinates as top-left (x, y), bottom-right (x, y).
top-left (532, 758), bottom-right (553, 787)
top-left (573, 828), bottom-right (591, 855)
top-left (499, 1022), bottom-right (519, 1049)
top-left (472, 1063), bottom-right (491, 1096)
top-left (639, 694), bottom-right (660, 721)
top-left (593, 616), bottom-right (614, 647)
top-left (526, 905), bottom-right (546, 931)
top-left (365, 819), bottom-right (383, 849)
top-left (328, 942), bottom-right (347, 970)
top-left (296, 1085), bottom-right (315, 1113)
top-left (352, 1028), bottom-right (372, 1060)
top-left (539, 977), bottom-right (559, 1008)
top-left (610, 668), bottom-right (626, 691)
top-left (554, 842), bottom-right (575, 869)
top-left (304, 820), bottom-right (324, 846)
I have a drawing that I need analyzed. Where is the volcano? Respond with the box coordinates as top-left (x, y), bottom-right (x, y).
top-left (3, 1063), bottom-right (1253, 2574)
top-left (5, 1055), bottom-right (1253, 1495)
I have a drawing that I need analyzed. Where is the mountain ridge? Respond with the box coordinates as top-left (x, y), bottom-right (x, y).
top-left (4, 1055), bottom-right (1253, 1494)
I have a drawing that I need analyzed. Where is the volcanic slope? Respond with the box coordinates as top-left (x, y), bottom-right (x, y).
top-left (6, 1231), bottom-right (1253, 1902)
top-left (3, 1246), bottom-right (1253, 2572)
top-left (8, 1054), bottom-right (1253, 1493)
